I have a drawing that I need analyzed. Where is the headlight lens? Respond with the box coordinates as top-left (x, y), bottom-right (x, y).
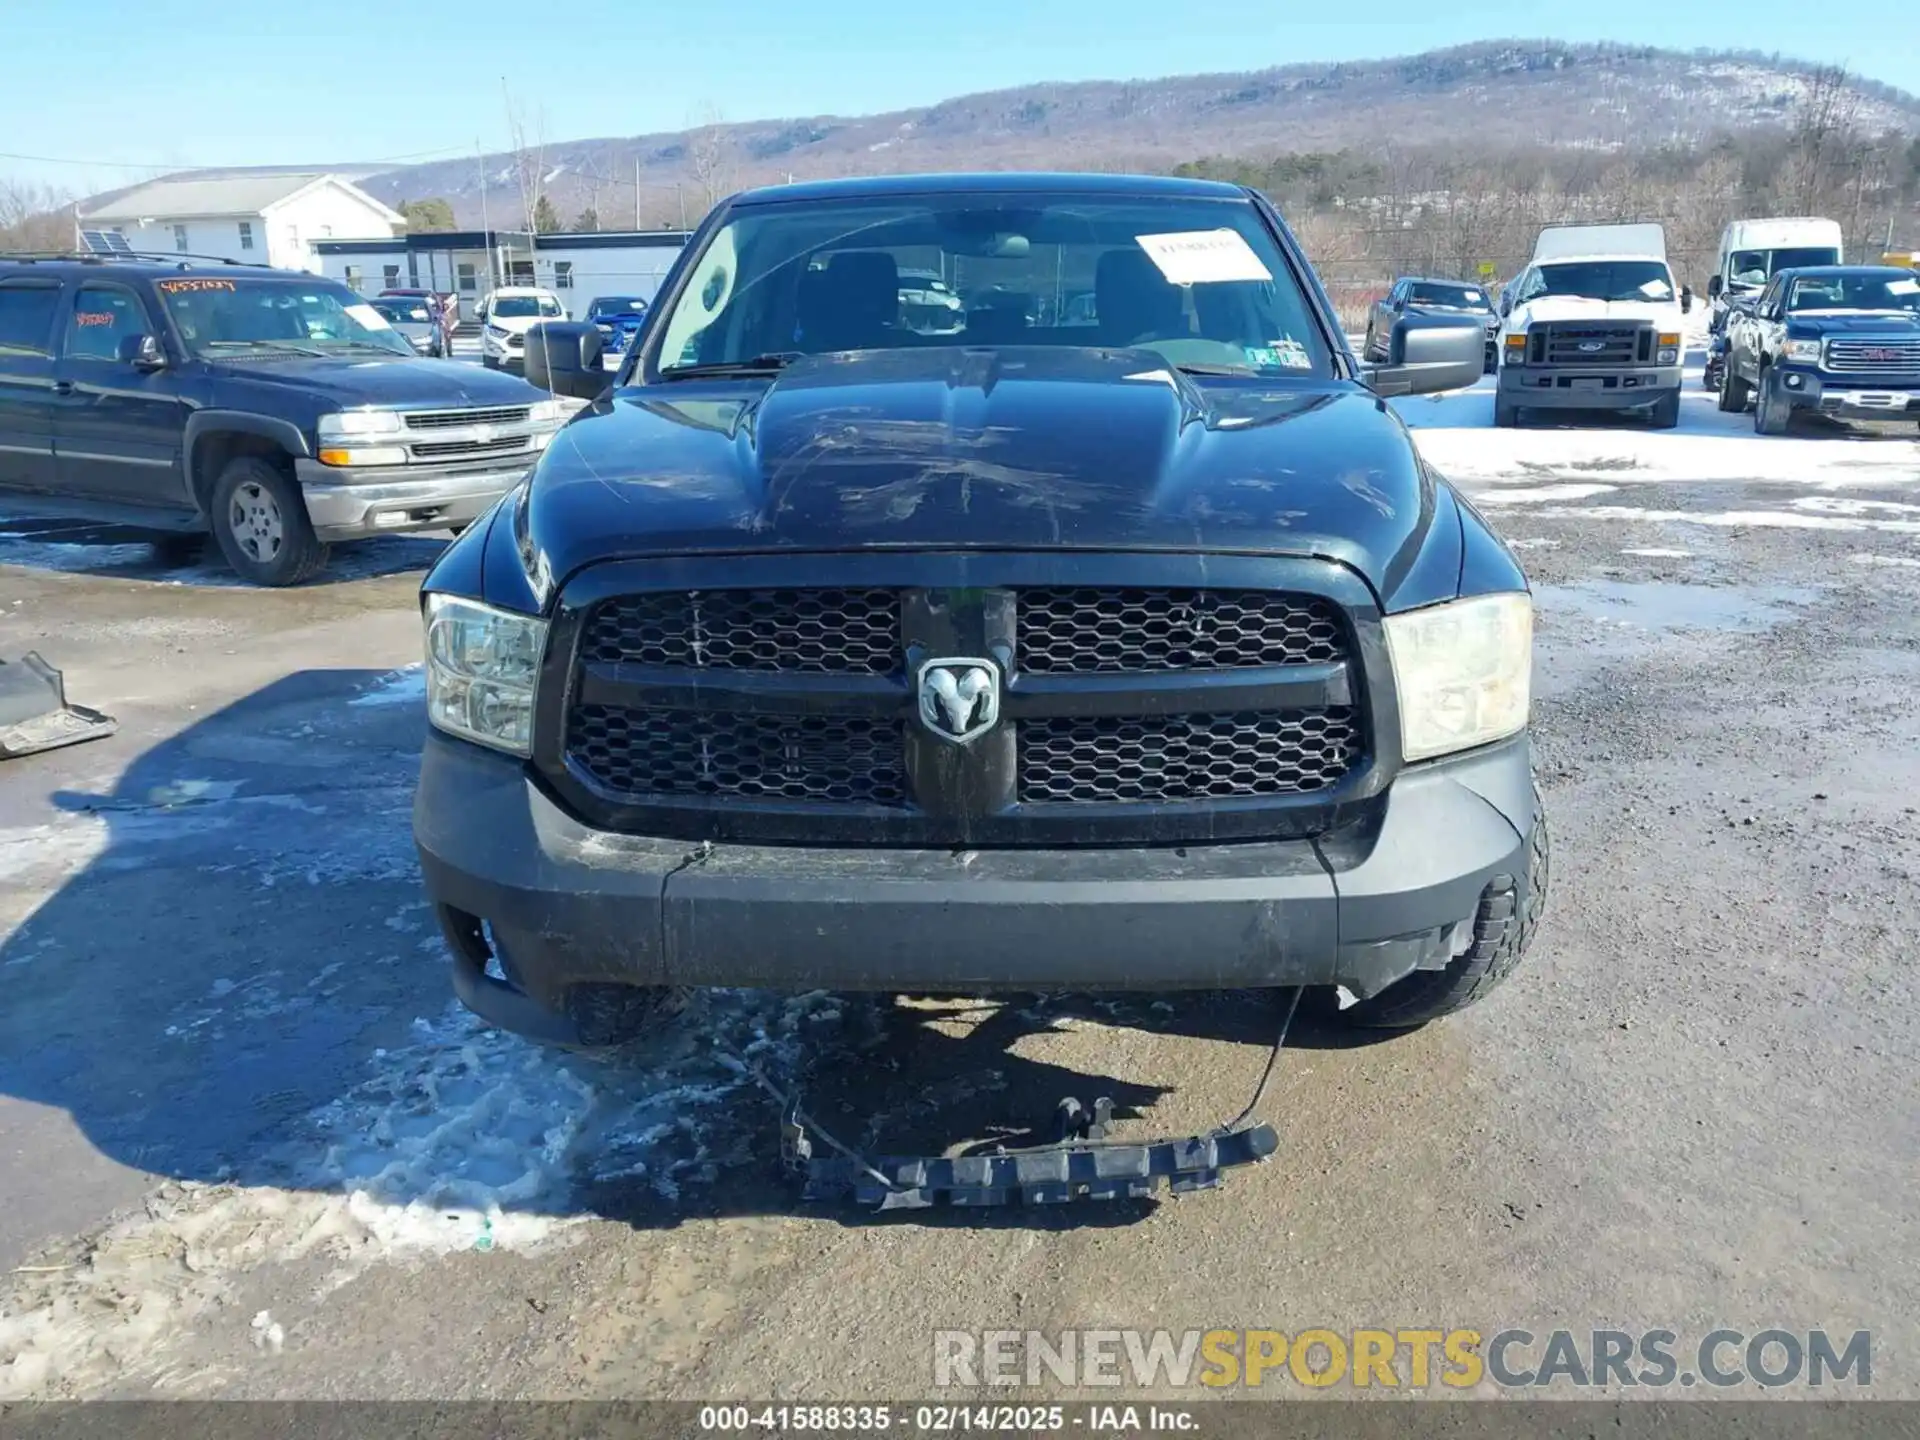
top-left (1384, 592), bottom-right (1532, 762)
top-left (423, 594), bottom-right (546, 756)
top-left (1785, 338), bottom-right (1822, 362)
top-left (317, 409), bottom-right (403, 440)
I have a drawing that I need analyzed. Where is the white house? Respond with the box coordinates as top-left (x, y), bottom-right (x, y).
top-left (77, 173), bottom-right (405, 273)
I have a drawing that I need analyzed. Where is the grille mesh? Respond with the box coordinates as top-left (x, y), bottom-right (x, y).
top-left (1825, 339), bottom-right (1920, 375)
top-left (581, 590), bottom-right (899, 674)
top-left (568, 705), bottom-right (907, 806)
top-left (1018, 709), bottom-right (1360, 803)
top-left (1017, 589), bottom-right (1346, 673)
top-left (402, 406), bottom-right (531, 430)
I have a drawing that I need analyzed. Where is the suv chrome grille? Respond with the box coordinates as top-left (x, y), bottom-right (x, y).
top-left (1825, 338), bottom-right (1920, 375)
top-left (403, 406), bottom-right (531, 430)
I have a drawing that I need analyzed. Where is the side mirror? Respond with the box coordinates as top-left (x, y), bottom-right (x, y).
top-left (1361, 315), bottom-right (1483, 398)
top-left (118, 334), bottom-right (166, 371)
top-left (524, 321), bottom-right (608, 400)
top-left (1681, 287), bottom-right (1694, 314)
top-left (1499, 293), bottom-right (1513, 317)
top-left (1707, 275), bottom-right (1723, 300)
top-left (1391, 296), bottom-right (1406, 313)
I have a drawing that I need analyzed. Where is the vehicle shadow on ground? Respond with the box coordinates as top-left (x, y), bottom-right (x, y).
top-left (0, 518), bottom-right (447, 586)
top-left (0, 672), bottom-right (1401, 1255)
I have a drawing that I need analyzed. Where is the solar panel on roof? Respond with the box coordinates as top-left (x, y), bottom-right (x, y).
top-left (80, 230), bottom-right (133, 255)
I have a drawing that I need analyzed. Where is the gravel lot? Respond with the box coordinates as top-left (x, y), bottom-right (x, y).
top-left (0, 363), bottom-right (1915, 1402)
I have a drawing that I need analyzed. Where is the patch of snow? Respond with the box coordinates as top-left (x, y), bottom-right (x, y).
top-left (1472, 483), bottom-right (1618, 505)
top-left (348, 665), bottom-right (426, 708)
top-left (1533, 505), bottom-right (1920, 535)
top-left (1849, 552), bottom-right (1920, 570)
top-left (1621, 547), bottom-right (1693, 558)
top-left (0, 988), bottom-right (836, 1398)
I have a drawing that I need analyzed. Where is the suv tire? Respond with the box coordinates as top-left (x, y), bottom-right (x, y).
top-left (1754, 369), bottom-right (1792, 435)
top-left (1341, 785), bottom-right (1549, 1028)
top-left (1719, 365), bottom-right (1751, 412)
top-left (210, 455), bottom-right (330, 586)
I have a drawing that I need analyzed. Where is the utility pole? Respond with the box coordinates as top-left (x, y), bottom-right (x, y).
top-left (477, 140), bottom-right (494, 290)
top-left (677, 183), bottom-right (686, 231)
top-left (635, 155), bottom-right (642, 230)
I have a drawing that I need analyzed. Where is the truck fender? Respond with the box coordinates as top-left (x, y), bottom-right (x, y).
top-left (182, 411), bottom-right (313, 516)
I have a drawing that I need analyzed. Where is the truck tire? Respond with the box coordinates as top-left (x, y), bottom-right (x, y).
top-left (1342, 786), bottom-right (1550, 1029)
top-left (1718, 365), bottom-right (1750, 412)
top-left (1494, 395), bottom-right (1522, 428)
top-left (209, 455), bottom-right (330, 586)
top-left (482, 354), bottom-right (499, 370)
top-left (1753, 369), bottom-right (1791, 435)
top-left (1649, 390), bottom-right (1681, 430)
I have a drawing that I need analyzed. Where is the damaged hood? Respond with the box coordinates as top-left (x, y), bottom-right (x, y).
top-left (523, 347), bottom-right (1437, 590)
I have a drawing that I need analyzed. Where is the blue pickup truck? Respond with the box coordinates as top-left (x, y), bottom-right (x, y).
top-left (584, 295), bottom-right (650, 366)
top-left (1721, 265), bottom-right (1920, 433)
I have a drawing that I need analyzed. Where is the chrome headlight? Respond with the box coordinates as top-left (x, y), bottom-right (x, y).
top-left (317, 409), bottom-right (403, 440)
top-left (423, 594), bottom-right (547, 756)
top-left (1384, 592), bottom-right (1532, 762)
top-left (1784, 338), bottom-right (1822, 362)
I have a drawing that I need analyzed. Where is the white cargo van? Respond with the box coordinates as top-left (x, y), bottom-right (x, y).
top-left (1710, 218), bottom-right (1844, 302)
top-left (1495, 222), bottom-right (1692, 428)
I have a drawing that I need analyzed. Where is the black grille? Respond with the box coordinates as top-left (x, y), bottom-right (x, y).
top-left (1017, 589), bottom-right (1346, 672)
top-left (1825, 338), bottom-right (1920, 375)
top-left (402, 405), bottom-right (531, 430)
top-left (1018, 708), bottom-right (1360, 803)
top-left (568, 705), bottom-right (907, 806)
top-left (409, 434), bottom-right (533, 460)
top-left (581, 589), bottom-right (899, 674)
top-left (1532, 324), bottom-right (1650, 366)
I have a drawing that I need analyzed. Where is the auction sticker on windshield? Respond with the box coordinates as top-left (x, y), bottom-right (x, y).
top-left (1136, 229), bottom-right (1273, 285)
top-left (155, 277), bottom-right (236, 294)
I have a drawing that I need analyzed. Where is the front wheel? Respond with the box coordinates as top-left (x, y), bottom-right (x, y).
top-left (1719, 364), bottom-right (1751, 412)
top-left (1754, 370), bottom-right (1792, 435)
top-left (1342, 786), bottom-right (1550, 1028)
top-left (209, 456), bottom-right (329, 586)
top-left (1648, 391), bottom-right (1681, 430)
top-left (1494, 395), bottom-right (1522, 428)
top-left (482, 354), bottom-right (499, 370)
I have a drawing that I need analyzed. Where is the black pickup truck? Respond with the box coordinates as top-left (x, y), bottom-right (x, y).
top-left (0, 254), bottom-right (565, 584)
top-left (1720, 264), bottom-right (1920, 433)
top-left (412, 173), bottom-right (1547, 1051)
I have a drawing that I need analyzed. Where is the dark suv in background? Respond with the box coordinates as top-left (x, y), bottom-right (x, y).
top-left (0, 254), bottom-right (563, 584)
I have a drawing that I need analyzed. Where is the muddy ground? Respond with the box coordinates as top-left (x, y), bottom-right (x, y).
top-left (0, 376), bottom-right (1915, 1401)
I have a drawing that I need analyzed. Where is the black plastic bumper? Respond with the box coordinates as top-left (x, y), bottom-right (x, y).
top-left (414, 730), bottom-right (1540, 1043)
top-left (1498, 363), bottom-right (1680, 410)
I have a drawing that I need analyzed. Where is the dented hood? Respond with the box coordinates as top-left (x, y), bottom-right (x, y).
top-left (523, 348), bottom-right (1437, 591)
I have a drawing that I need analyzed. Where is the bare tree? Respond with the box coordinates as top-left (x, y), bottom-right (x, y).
top-left (1783, 64), bottom-right (1865, 214)
top-left (503, 82), bottom-right (551, 236)
top-left (0, 177), bottom-right (75, 250)
top-left (687, 104), bottom-right (736, 211)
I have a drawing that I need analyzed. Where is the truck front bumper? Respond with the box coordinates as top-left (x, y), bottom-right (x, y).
top-left (1499, 363), bottom-right (1681, 410)
top-left (1774, 367), bottom-right (1920, 416)
top-left (294, 457), bottom-right (535, 541)
top-left (414, 731), bottom-right (1542, 1045)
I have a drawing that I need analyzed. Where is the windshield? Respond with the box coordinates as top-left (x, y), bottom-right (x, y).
top-left (371, 299), bottom-right (431, 324)
top-left (1730, 246), bottom-right (1841, 288)
top-left (590, 298), bottom-right (648, 318)
top-left (158, 277), bottom-right (414, 357)
top-left (1786, 272), bottom-right (1920, 313)
top-left (492, 295), bottom-right (563, 319)
top-left (1408, 282), bottom-right (1489, 310)
top-left (1527, 261), bottom-right (1674, 304)
top-left (651, 192), bottom-right (1332, 379)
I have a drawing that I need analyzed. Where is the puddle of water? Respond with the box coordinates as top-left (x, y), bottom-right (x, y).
top-left (1537, 579), bottom-right (1818, 633)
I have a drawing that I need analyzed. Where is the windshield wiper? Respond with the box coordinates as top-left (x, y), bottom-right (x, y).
top-left (658, 352), bottom-right (804, 380)
top-left (322, 339), bottom-right (413, 355)
top-left (1171, 363), bottom-right (1260, 377)
top-left (201, 340), bottom-right (327, 358)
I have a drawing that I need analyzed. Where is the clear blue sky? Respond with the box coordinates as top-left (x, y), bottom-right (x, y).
top-left (2, 0), bottom-right (1910, 197)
